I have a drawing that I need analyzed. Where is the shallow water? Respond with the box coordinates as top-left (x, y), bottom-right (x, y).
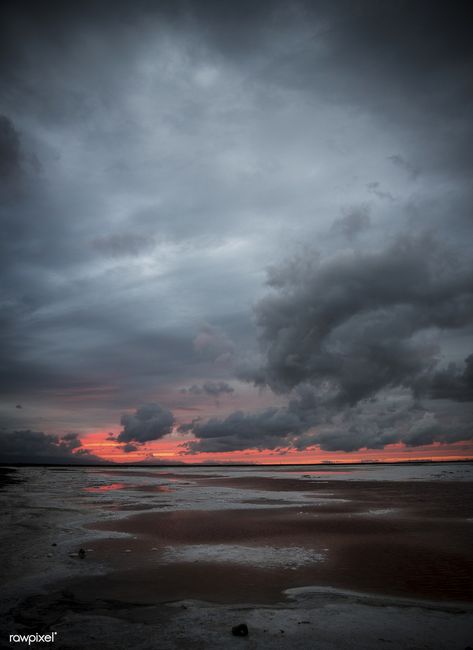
top-left (1, 462), bottom-right (473, 607)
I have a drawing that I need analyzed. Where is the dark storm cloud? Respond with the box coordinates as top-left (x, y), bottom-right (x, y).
top-left (402, 409), bottom-right (472, 448)
top-left (428, 355), bottom-right (473, 402)
top-left (251, 235), bottom-right (473, 400)
top-left (117, 403), bottom-right (174, 446)
top-left (181, 385), bottom-right (317, 453)
top-left (182, 406), bottom-right (308, 453)
top-left (185, 235), bottom-right (473, 453)
top-left (0, 430), bottom-right (105, 464)
top-left (185, 383), bottom-right (473, 454)
top-left (283, 0), bottom-right (473, 121)
top-left (299, 395), bottom-right (473, 452)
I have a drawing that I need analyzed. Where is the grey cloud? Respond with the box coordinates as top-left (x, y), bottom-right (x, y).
top-left (181, 381), bottom-right (234, 397)
top-left (301, 396), bottom-right (443, 452)
top-left (122, 442), bottom-right (139, 453)
top-left (331, 205), bottom-right (371, 241)
top-left (193, 325), bottom-right (235, 364)
top-left (61, 431), bottom-right (82, 449)
top-left (388, 155), bottom-right (420, 180)
top-left (312, 2), bottom-right (472, 123)
top-left (402, 404), bottom-right (473, 448)
top-left (0, 115), bottom-right (21, 179)
top-left (252, 235), bottom-right (473, 401)
top-left (428, 354), bottom-right (473, 402)
top-left (182, 404), bottom-right (309, 454)
top-left (366, 182), bottom-right (395, 202)
top-left (402, 412), bottom-right (445, 448)
top-left (184, 380), bottom-right (473, 454)
top-left (0, 430), bottom-right (105, 464)
top-left (186, 235), bottom-right (473, 453)
top-left (117, 403), bottom-right (174, 446)
top-left (181, 384), bottom-right (318, 453)
top-left (92, 233), bottom-right (156, 258)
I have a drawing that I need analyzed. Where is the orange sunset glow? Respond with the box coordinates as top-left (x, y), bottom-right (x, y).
top-left (80, 430), bottom-right (473, 464)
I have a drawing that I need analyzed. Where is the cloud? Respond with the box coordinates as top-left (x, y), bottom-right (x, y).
top-left (366, 182), bottom-right (395, 202)
top-left (0, 430), bottom-right (105, 464)
top-left (0, 115), bottom-right (21, 179)
top-left (181, 385), bottom-right (318, 453)
top-left (185, 235), bottom-right (473, 453)
top-left (388, 154), bottom-right (420, 180)
top-left (428, 354), bottom-right (473, 402)
top-left (181, 405), bottom-right (308, 453)
top-left (92, 232), bottom-right (156, 257)
top-left (193, 325), bottom-right (235, 364)
top-left (122, 442), bottom-right (139, 453)
top-left (181, 381), bottom-right (234, 397)
top-left (331, 205), bottom-right (371, 241)
top-left (250, 235), bottom-right (473, 401)
top-left (117, 403), bottom-right (174, 446)
top-left (300, 390), bottom-right (472, 452)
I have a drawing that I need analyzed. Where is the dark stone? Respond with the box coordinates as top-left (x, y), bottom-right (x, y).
top-left (231, 624), bottom-right (248, 637)
top-left (78, 548), bottom-right (86, 559)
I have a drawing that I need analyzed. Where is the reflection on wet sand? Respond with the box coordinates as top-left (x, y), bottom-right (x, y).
top-left (84, 482), bottom-right (173, 493)
top-left (84, 482), bottom-right (127, 492)
top-left (2, 463), bottom-right (473, 650)
top-left (72, 476), bottom-right (473, 604)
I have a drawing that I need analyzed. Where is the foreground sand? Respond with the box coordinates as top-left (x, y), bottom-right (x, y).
top-left (4, 587), bottom-right (473, 650)
top-left (1, 464), bottom-right (473, 649)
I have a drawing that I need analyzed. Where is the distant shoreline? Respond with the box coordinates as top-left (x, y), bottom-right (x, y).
top-left (1, 458), bottom-right (473, 468)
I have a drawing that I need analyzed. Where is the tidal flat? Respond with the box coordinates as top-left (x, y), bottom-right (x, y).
top-left (1, 462), bottom-right (473, 649)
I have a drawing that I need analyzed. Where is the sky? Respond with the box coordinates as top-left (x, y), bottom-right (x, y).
top-left (0, 0), bottom-right (472, 464)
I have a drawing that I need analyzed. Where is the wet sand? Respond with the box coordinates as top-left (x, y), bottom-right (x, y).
top-left (1, 465), bottom-right (473, 649)
top-left (75, 479), bottom-right (473, 604)
top-left (0, 467), bottom-right (20, 489)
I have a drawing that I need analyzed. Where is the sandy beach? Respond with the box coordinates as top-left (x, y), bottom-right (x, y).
top-left (1, 463), bottom-right (473, 649)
